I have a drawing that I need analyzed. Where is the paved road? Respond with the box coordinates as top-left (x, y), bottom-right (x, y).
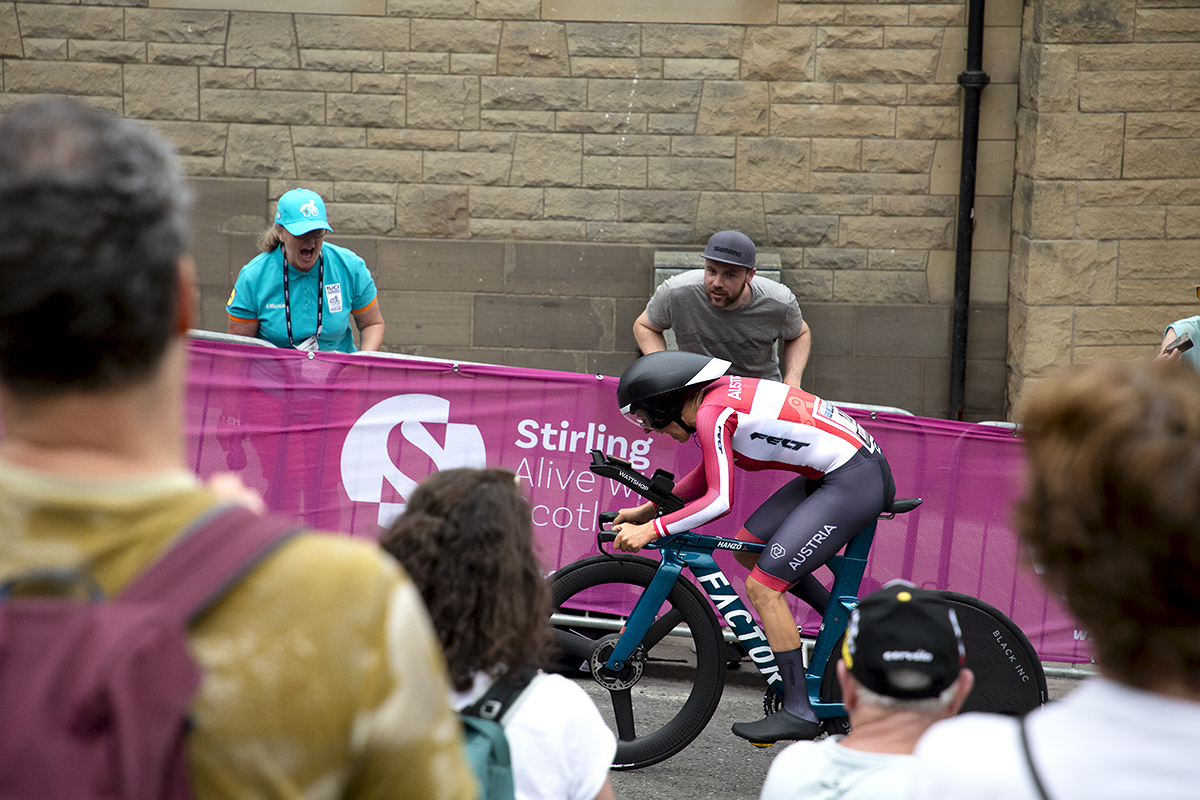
top-left (603, 664), bottom-right (779, 800)
top-left (584, 665), bottom-right (1084, 800)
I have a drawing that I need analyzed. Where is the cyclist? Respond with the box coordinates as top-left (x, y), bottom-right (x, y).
top-left (611, 350), bottom-right (895, 744)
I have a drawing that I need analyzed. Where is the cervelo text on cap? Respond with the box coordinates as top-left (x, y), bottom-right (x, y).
top-left (702, 230), bottom-right (756, 270)
top-left (841, 583), bottom-right (966, 700)
top-left (275, 188), bottom-right (333, 237)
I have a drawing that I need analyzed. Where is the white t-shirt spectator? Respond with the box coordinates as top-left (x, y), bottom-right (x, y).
top-left (759, 736), bottom-right (918, 800)
top-left (912, 677), bottom-right (1200, 800)
top-left (454, 672), bottom-right (616, 800)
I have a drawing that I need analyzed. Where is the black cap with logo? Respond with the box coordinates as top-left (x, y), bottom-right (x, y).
top-left (841, 583), bottom-right (966, 699)
top-left (702, 230), bottom-right (756, 270)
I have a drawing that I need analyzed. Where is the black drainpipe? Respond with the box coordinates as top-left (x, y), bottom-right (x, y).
top-left (948, 0), bottom-right (990, 421)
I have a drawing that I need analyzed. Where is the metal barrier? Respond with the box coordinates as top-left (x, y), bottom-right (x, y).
top-left (187, 329), bottom-right (276, 348)
top-left (832, 401), bottom-right (915, 417)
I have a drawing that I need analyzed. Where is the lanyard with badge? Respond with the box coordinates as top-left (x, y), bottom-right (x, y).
top-left (282, 254), bottom-right (323, 352)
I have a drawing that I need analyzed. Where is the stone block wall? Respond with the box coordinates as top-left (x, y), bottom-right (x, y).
top-left (1009, 0), bottom-right (1200, 409)
top-left (0, 0), bottom-right (1024, 419)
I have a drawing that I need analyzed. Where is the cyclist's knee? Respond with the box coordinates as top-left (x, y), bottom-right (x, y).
top-left (745, 575), bottom-right (784, 606)
top-left (734, 527), bottom-right (766, 571)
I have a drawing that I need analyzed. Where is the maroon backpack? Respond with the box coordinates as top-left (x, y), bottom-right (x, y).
top-left (0, 505), bottom-right (298, 799)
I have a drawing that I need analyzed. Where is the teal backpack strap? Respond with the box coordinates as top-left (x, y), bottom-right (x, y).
top-left (461, 715), bottom-right (515, 800)
top-left (459, 668), bottom-right (539, 800)
top-left (463, 668), bottom-right (539, 722)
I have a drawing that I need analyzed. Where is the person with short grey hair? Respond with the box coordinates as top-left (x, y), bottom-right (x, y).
top-left (758, 583), bottom-right (974, 800)
top-left (0, 97), bottom-right (474, 800)
top-left (633, 230), bottom-right (812, 388)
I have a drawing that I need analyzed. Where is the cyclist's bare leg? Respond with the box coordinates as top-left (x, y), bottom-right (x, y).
top-left (733, 575), bottom-right (820, 743)
top-left (744, 576), bottom-right (802, 652)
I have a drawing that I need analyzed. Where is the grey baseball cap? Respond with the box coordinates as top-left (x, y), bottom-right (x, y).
top-left (702, 230), bottom-right (756, 270)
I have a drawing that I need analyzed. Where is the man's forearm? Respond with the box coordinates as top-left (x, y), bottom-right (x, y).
top-left (633, 312), bottom-right (668, 355)
top-left (781, 323), bottom-right (811, 388)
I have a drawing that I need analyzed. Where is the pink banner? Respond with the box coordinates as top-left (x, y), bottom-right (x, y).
top-left (184, 339), bottom-right (1089, 664)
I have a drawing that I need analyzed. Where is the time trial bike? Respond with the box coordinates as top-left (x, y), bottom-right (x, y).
top-left (549, 450), bottom-right (1048, 770)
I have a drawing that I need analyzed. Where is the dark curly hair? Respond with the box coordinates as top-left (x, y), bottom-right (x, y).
top-left (380, 468), bottom-right (555, 692)
top-left (1017, 358), bottom-right (1200, 693)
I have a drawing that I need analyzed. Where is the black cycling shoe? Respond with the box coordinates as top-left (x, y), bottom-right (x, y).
top-left (731, 710), bottom-right (821, 745)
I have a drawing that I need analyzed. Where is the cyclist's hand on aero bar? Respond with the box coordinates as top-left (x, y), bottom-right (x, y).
top-left (613, 521), bottom-right (659, 553)
top-left (613, 502), bottom-right (657, 526)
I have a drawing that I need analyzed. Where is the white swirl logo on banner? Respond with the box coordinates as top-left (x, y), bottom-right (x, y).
top-left (341, 394), bottom-right (486, 526)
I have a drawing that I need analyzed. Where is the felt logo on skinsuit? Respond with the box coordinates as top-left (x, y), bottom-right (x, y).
top-left (749, 432), bottom-right (810, 451)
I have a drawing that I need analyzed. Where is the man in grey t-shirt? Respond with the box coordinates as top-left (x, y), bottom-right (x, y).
top-left (633, 231), bottom-right (811, 387)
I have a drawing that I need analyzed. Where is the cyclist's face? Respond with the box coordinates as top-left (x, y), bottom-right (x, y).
top-left (658, 421), bottom-right (690, 443)
top-left (623, 409), bottom-right (688, 441)
top-left (624, 408), bottom-right (657, 433)
top-left (704, 261), bottom-right (753, 309)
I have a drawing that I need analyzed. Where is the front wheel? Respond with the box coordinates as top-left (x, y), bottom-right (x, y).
top-left (549, 555), bottom-right (726, 770)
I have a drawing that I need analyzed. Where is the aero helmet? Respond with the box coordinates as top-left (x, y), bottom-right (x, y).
top-left (618, 351), bottom-right (731, 433)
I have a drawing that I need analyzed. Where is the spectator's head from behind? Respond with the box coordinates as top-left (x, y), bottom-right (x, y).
top-left (380, 468), bottom-right (554, 692)
top-left (838, 584), bottom-right (974, 732)
top-left (1017, 359), bottom-right (1200, 696)
top-left (0, 97), bottom-right (193, 400)
top-left (701, 230), bottom-right (756, 309)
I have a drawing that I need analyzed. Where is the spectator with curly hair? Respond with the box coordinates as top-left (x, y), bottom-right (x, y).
top-left (912, 358), bottom-right (1200, 799)
top-left (381, 468), bottom-right (616, 800)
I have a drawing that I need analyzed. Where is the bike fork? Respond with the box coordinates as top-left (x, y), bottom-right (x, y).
top-left (602, 554), bottom-right (686, 670)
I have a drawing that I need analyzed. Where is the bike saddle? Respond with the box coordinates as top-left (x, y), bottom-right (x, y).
top-left (882, 497), bottom-right (922, 517)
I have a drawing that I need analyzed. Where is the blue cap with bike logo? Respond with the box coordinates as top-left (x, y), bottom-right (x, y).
top-left (275, 188), bottom-right (333, 237)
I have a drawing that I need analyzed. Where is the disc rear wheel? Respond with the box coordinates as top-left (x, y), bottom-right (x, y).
top-left (816, 591), bottom-right (1047, 727)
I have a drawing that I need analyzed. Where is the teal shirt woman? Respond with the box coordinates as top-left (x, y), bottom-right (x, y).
top-left (227, 188), bottom-right (384, 353)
